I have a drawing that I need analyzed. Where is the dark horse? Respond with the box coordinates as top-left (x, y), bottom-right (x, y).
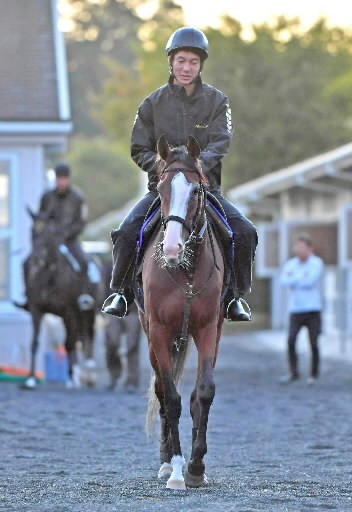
top-left (21, 209), bottom-right (103, 389)
top-left (136, 135), bottom-right (226, 489)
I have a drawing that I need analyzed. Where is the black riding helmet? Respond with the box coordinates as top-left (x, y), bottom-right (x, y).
top-left (55, 162), bottom-right (70, 178)
top-left (165, 27), bottom-right (208, 61)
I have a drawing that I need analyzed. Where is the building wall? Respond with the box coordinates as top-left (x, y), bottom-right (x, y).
top-left (256, 199), bottom-right (352, 349)
top-left (0, 142), bottom-right (46, 371)
top-left (281, 188), bottom-right (352, 221)
top-left (0, 0), bottom-right (59, 120)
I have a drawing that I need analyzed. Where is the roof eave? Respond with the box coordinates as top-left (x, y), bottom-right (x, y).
top-left (227, 142), bottom-right (352, 204)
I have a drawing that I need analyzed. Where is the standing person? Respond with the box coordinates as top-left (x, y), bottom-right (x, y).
top-left (14, 162), bottom-right (93, 310)
top-left (279, 233), bottom-right (324, 385)
top-left (102, 27), bottom-right (258, 321)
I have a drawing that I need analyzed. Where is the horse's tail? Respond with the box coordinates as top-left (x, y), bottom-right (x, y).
top-left (145, 372), bottom-right (159, 437)
top-left (145, 335), bottom-right (192, 437)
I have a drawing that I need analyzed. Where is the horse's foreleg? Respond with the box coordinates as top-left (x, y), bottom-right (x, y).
top-left (22, 313), bottom-right (42, 389)
top-left (80, 310), bottom-right (95, 359)
top-left (63, 315), bottom-right (80, 388)
top-left (186, 329), bottom-right (217, 487)
top-left (147, 347), bottom-right (172, 478)
top-left (189, 386), bottom-right (200, 458)
top-left (29, 315), bottom-right (42, 377)
top-left (80, 310), bottom-right (97, 387)
top-left (160, 369), bottom-right (185, 489)
top-left (149, 327), bottom-right (185, 489)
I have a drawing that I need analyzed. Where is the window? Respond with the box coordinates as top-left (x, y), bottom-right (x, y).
top-left (339, 204), bottom-right (352, 267)
top-left (256, 223), bottom-right (281, 277)
top-left (0, 162), bottom-right (10, 227)
top-left (0, 161), bottom-right (10, 299)
top-left (0, 155), bottom-right (19, 305)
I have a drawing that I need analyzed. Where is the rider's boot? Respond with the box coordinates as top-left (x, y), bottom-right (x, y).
top-left (101, 236), bottom-right (136, 318)
top-left (226, 254), bottom-right (253, 321)
top-left (13, 299), bottom-right (29, 311)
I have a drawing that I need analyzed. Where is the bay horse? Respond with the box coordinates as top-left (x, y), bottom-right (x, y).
top-left (20, 208), bottom-right (103, 389)
top-left (136, 135), bottom-right (226, 489)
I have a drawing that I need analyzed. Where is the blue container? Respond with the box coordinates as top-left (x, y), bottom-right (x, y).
top-left (44, 351), bottom-right (68, 383)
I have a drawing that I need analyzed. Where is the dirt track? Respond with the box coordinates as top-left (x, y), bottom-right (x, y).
top-left (1, 331), bottom-right (352, 511)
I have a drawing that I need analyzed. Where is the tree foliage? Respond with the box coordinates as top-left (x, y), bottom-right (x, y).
top-left (94, 0), bottom-right (185, 149)
top-left (96, 11), bottom-right (352, 190)
top-left (62, 1), bottom-right (352, 219)
top-left (205, 16), bottom-right (352, 189)
top-left (64, 0), bottom-right (142, 136)
top-left (65, 137), bottom-right (140, 220)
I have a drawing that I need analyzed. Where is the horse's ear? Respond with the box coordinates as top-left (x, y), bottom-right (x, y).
top-left (26, 205), bottom-right (37, 220)
top-left (187, 135), bottom-right (201, 160)
top-left (157, 135), bottom-right (170, 161)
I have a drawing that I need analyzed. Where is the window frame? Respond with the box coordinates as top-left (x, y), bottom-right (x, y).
top-left (339, 203), bottom-right (352, 268)
top-left (0, 151), bottom-right (21, 311)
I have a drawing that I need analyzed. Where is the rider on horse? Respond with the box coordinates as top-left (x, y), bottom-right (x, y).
top-left (102, 27), bottom-right (258, 321)
top-left (14, 162), bottom-right (94, 311)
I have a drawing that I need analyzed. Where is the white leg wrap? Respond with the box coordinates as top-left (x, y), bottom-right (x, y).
top-left (24, 376), bottom-right (36, 389)
top-left (166, 455), bottom-right (186, 490)
top-left (158, 462), bottom-right (173, 479)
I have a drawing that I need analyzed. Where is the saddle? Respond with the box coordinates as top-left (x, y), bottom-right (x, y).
top-left (137, 192), bottom-right (233, 263)
top-left (134, 193), bottom-right (234, 311)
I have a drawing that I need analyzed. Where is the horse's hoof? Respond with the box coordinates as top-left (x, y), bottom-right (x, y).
top-left (81, 359), bottom-right (97, 387)
top-left (65, 379), bottom-right (80, 389)
top-left (166, 478), bottom-right (186, 490)
top-left (85, 359), bottom-right (97, 370)
top-left (66, 379), bottom-right (74, 389)
top-left (184, 468), bottom-right (209, 488)
top-left (66, 366), bottom-right (81, 389)
top-left (20, 377), bottom-right (37, 390)
top-left (158, 462), bottom-right (173, 479)
top-left (72, 364), bottom-right (81, 388)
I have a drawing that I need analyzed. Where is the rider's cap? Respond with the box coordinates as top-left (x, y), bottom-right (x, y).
top-left (54, 162), bottom-right (70, 177)
top-left (165, 27), bottom-right (208, 61)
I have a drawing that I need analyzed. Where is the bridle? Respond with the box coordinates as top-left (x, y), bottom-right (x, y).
top-left (160, 166), bottom-right (207, 246)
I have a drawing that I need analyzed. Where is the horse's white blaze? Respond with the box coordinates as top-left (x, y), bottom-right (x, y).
top-left (166, 455), bottom-right (186, 490)
top-left (163, 173), bottom-right (192, 262)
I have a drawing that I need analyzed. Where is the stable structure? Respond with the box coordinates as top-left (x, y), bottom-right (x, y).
top-left (0, 0), bottom-right (72, 374)
top-left (227, 142), bottom-right (352, 349)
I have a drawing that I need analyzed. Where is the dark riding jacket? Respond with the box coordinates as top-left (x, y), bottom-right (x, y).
top-left (131, 76), bottom-right (233, 194)
top-left (39, 186), bottom-right (88, 243)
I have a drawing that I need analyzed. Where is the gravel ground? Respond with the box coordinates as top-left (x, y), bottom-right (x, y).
top-left (1, 331), bottom-right (352, 511)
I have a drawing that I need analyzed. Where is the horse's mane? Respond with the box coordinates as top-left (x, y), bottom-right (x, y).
top-left (156, 144), bottom-right (209, 186)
